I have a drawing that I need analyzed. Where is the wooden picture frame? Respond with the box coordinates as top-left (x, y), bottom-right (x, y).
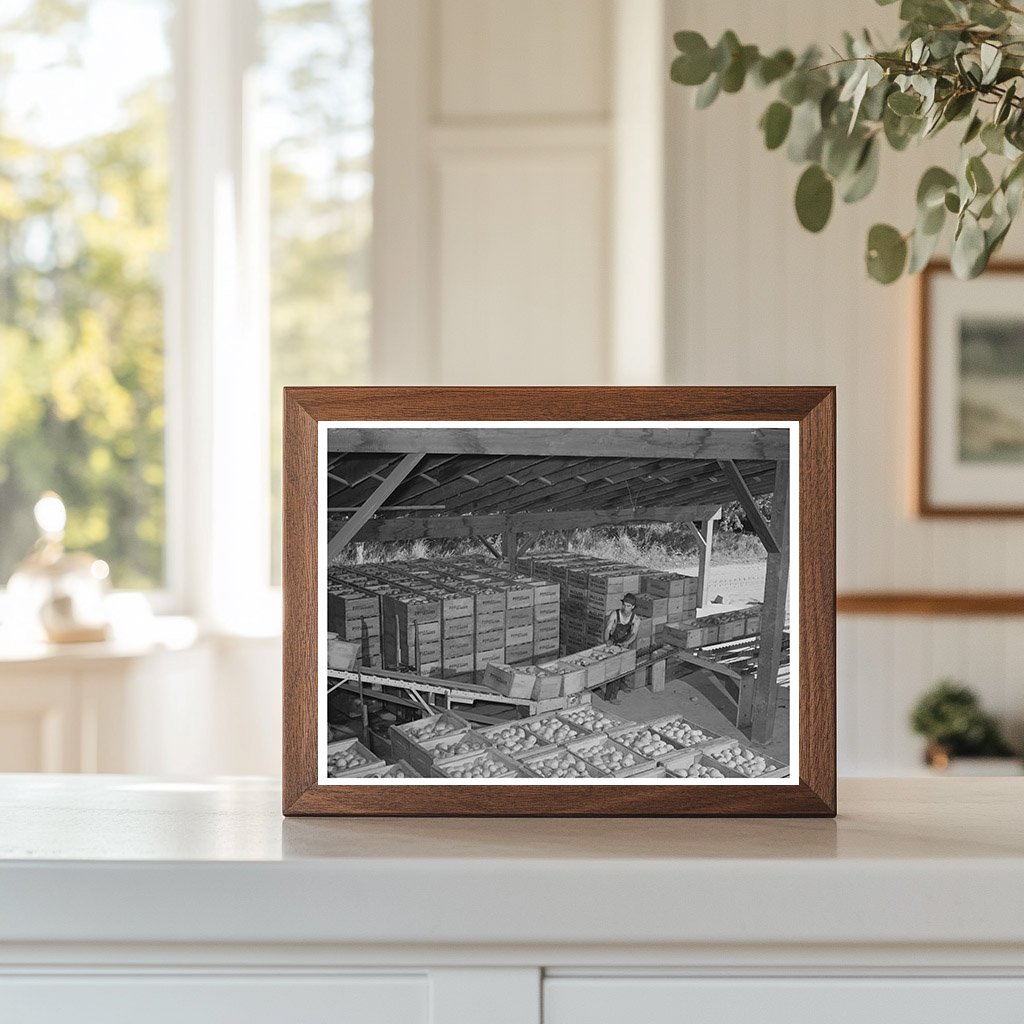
top-left (283, 387), bottom-right (836, 816)
top-left (917, 260), bottom-right (1024, 517)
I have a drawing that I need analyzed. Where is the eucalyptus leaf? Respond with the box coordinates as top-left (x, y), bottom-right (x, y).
top-left (842, 137), bottom-right (881, 203)
top-left (981, 121), bottom-right (1005, 155)
top-left (967, 154), bottom-right (995, 195)
top-left (754, 49), bottom-right (795, 87)
top-left (917, 166), bottom-right (957, 210)
top-left (866, 223), bottom-right (908, 283)
top-left (795, 164), bottom-right (834, 232)
top-left (980, 42), bottom-right (1002, 86)
top-left (787, 100), bottom-right (824, 162)
top-left (779, 74), bottom-right (807, 106)
top-left (908, 221), bottom-right (943, 273)
top-left (760, 101), bottom-right (793, 150)
top-left (694, 73), bottom-right (721, 109)
top-left (888, 90), bottom-right (921, 115)
top-left (962, 115), bottom-right (983, 145)
top-left (952, 212), bottom-right (987, 277)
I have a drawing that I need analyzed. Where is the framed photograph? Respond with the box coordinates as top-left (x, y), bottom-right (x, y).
top-left (283, 387), bottom-right (835, 816)
top-left (918, 261), bottom-right (1024, 516)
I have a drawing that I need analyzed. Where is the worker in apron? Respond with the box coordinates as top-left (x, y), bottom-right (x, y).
top-left (602, 593), bottom-right (639, 704)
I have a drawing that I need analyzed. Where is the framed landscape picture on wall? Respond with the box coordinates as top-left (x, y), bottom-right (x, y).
top-left (282, 387), bottom-right (836, 817)
top-left (918, 262), bottom-right (1024, 516)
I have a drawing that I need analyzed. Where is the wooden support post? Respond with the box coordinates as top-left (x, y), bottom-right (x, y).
top-left (502, 526), bottom-right (516, 572)
top-left (751, 460), bottom-right (790, 745)
top-left (327, 453), bottom-right (424, 561)
top-left (717, 460), bottom-right (780, 554)
top-left (695, 518), bottom-right (714, 609)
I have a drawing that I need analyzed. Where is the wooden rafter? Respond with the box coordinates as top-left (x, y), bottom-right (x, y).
top-left (327, 453), bottom-right (425, 561)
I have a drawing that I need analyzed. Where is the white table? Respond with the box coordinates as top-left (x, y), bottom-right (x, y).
top-left (1, 776), bottom-right (1022, 1023)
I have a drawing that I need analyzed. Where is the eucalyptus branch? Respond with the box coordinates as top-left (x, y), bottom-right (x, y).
top-left (670, 0), bottom-right (1024, 283)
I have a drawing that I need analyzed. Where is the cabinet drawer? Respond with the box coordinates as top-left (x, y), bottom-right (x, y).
top-left (544, 977), bottom-right (1024, 1024)
top-left (0, 973), bottom-right (427, 1024)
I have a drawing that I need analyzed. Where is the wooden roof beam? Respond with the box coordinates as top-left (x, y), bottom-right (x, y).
top-left (350, 505), bottom-right (722, 543)
top-left (327, 426), bottom-right (791, 461)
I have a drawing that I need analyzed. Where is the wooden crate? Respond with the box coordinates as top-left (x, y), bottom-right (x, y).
top-left (647, 714), bottom-right (724, 753)
top-left (475, 610), bottom-right (506, 634)
top-left (431, 747), bottom-right (529, 779)
top-left (483, 662), bottom-right (543, 698)
top-left (699, 739), bottom-right (790, 779)
top-left (344, 759), bottom-right (422, 779)
top-left (608, 723), bottom-right (678, 763)
top-left (389, 711), bottom-right (470, 766)
top-left (417, 728), bottom-right (492, 773)
top-left (325, 737), bottom-right (386, 778)
top-left (566, 734), bottom-right (655, 778)
top-left (520, 747), bottom-right (604, 779)
top-left (517, 710), bottom-right (588, 748)
top-left (556, 705), bottom-right (632, 735)
top-left (478, 720), bottom-right (557, 762)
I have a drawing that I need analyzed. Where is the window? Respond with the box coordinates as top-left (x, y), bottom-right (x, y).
top-left (0, 0), bottom-right (172, 589)
top-left (261, 0), bottom-right (373, 581)
top-left (0, 0), bottom-right (373, 620)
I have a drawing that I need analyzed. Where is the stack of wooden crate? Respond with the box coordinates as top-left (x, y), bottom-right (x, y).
top-left (329, 559), bottom-right (561, 677)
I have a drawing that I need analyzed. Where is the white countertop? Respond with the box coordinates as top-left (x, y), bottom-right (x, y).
top-left (2, 775), bottom-right (1022, 951)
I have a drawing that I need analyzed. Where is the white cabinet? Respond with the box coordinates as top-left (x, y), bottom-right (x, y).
top-left (1, 778), bottom-right (1022, 1024)
top-left (0, 974), bottom-right (428, 1024)
top-left (544, 977), bottom-right (1024, 1024)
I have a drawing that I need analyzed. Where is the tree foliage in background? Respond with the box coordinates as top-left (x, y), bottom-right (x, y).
top-left (671, 0), bottom-right (1024, 283)
top-left (264, 0), bottom-right (372, 581)
top-left (0, 2), bottom-right (168, 587)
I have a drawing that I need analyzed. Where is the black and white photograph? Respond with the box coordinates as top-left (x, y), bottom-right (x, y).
top-left (318, 422), bottom-right (797, 785)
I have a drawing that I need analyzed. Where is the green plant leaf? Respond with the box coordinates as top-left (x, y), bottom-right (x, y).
top-left (842, 137), bottom-right (880, 202)
top-left (970, 2), bottom-right (1009, 29)
top-left (917, 166), bottom-right (957, 210)
top-left (866, 223), bottom-right (907, 283)
top-left (787, 100), bottom-right (823, 162)
top-left (795, 164), bottom-right (834, 232)
top-left (694, 73), bottom-right (721, 109)
top-left (721, 44), bottom-right (759, 92)
top-left (888, 90), bottom-right (921, 115)
top-left (962, 115), bottom-right (983, 145)
top-left (779, 73), bottom-right (807, 106)
top-left (754, 49), bottom-right (795, 87)
top-left (967, 154), bottom-right (995, 195)
top-left (671, 32), bottom-right (713, 85)
top-left (908, 221), bottom-right (942, 273)
top-left (981, 121), bottom-right (1005, 155)
top-left (710, 30), bottom-right (740, 73)
top-left (951, 211), bottom-right (986, 278)
top-left (944, 190), bottom-right (960, 213)
top-left (760, 101), bottom-right (792, 150)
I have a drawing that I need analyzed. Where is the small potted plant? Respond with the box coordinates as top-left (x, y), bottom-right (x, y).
top-left (910, 680), bottom-right (1018, 773)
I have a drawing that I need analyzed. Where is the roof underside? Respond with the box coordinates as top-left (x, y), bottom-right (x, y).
top-left (326, 451), bottom-right (777, 518)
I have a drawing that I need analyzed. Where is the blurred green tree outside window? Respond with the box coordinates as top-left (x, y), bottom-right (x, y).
top-left (262, 0), bottom-right (372, 583)
top-left (0, 0), bottom-right (171, 588)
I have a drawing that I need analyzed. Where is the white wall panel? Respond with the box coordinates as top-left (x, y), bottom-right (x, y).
top-left (665, 0), bottom-right (1024, 774)
top-left (436, 151), bottom-right (608, 384)
top-left (438, 0), bottom-right (610, 120)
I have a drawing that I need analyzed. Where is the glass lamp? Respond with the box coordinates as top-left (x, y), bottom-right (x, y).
top-left (5, 493), bottom-right (111, 644)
